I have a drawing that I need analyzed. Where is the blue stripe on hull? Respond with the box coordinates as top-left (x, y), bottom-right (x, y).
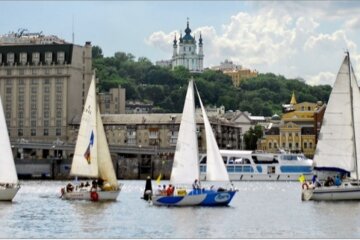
top-left (200, 190), bottom-right (237, 206)
top-left (152, 190), bottom-right (237, 206)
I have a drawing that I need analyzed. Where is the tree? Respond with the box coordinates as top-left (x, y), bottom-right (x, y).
top-left (92, 46), bottom-right (103, 59)
top-left (244, 125), bottom-right (263, 150)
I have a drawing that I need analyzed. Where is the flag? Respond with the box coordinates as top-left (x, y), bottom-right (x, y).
top-left (298, 174), bottom-right (306, 183)
top-left (84, 131), bottom-right (94, 164)
top-left (156, 173), bottom-right (162, 185)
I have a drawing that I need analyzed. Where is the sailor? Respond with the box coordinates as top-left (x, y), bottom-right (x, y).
top-left (192, 179), bottom-right (200, 190)
top-left (334, 176), bottom-right (342, 186)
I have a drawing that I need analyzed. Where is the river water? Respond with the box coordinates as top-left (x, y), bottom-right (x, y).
top-left (1, 180), bottom-right (360, 238)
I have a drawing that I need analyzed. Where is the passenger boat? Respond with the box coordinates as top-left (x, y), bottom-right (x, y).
top-left (151, 78), bottom-right (237, 206)
top-left (60, 75), bottom-right (121, 201)
top-left (302, 52), bottom-right (360, 201)
top-left (200, 149), bottom-right (313, 181)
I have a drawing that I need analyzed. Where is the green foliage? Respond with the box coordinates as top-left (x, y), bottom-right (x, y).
top-left (93, 49), bottom-right (332, 115)
top-left (244, 125), bottom-right (263, 150)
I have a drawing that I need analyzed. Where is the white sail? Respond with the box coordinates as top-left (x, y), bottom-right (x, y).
top-left (313, 55), bottom-right (360, 176)
top-left (350, 65), bottom-right (360, 179)
top-left (170, 79), bottom-right (200, 185)
top-left (70, 76), bottom-right (99, 177)
top-left (0, 96), bottom-right (18, 184)
top-left (96, 107), bottom-right (119, 189)
top-left (196, 87), bottom-right (230, 182)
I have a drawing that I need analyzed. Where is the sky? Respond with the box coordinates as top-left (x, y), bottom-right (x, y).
top-left (1, 1), bottom-right (360, 86)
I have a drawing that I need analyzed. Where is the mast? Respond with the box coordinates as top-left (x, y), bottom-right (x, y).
top-left (348, 51), bottom-right (359, 182)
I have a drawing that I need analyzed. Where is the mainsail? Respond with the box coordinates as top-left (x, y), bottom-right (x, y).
top-left (170, 78), bottom-right (200, 185)
top-left (195, 85), bottom-right (230, 182)
top-left (70, 76), bottom-right (99, 178)
top-left (0, 96), bottom-right (18, 184)
top-left (314, 54), bottom-right (360, 179)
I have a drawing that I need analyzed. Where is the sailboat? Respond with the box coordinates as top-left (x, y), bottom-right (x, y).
top-left (0, 96), bottom-right (20, 201)
top-left (61, 75), bottom-right (121, 201)
top-left (151, 78), bottom-right (237, 206)
top-left (302, 52), bottom-right (360, 201)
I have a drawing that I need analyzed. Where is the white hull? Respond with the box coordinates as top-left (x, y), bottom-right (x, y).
top-left (302, 184), bottom-right (360, 201)
top-left (62, 189), bottom-right (120, 201)
top-left (201, 172), bottom-right (313, 181)
top-left (0, 186), bottom-right (20, 201)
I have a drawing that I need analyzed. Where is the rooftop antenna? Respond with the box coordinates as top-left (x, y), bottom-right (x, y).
top-left (72, 15), bottom-right (75, 44)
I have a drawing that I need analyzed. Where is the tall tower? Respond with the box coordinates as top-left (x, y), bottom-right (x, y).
top-left (173, 34), bottom-right (177, 58)
top-left (171, 19), bottom-right (204, 73)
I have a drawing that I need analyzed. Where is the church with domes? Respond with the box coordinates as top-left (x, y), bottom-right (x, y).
top-left (156, 20), bottom-right (204, 73)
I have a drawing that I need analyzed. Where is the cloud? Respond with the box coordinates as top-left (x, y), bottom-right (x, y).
top-left (146, 2), bottom-right (360, 86)
top-left (306, 72), bottom-right (336, 86)
top-left (345, 17), bottom-right (360, 30)
top-left (145, 30), bottom-right (177, 52)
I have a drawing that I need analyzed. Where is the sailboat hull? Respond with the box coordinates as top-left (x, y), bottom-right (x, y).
top-left (302, 184), bottom-right (360, 201)
top-left (0, 186), bottom-right (20, 201)
top-left (62, 189), bottom-right (121, 201)
top-left (152, 190), bottom-right (237, 206)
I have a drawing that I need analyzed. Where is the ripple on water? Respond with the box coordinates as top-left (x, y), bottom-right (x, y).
top-left (1, 180), bottom-right (360, 238)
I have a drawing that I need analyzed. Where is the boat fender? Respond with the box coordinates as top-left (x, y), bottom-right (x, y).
top-left (90, 191), bottom-right (99, 201)
top-left (302, 182), bottom-right (309, 190)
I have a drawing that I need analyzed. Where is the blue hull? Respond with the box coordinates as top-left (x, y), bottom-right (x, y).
top-left (152, 190), bottom-right (237, 206)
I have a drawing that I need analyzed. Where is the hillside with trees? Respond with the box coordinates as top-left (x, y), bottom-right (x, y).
top-left (92, 46), bottom-right (332, 116)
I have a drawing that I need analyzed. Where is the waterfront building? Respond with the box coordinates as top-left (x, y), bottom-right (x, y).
top-left (259, 92), bottom-right (326, 158)
top-left (156, 20), bottom-right (204, 73)
top-left (125, 100), bottom-right (154, 114)
top-left (0, 32), bottom-right (93, 158)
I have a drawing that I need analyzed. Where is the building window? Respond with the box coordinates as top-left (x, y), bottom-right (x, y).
top-left (7, 53), bottom-right (14, 65)
top-left (18, 129), bottom-right (23, 136)
top-left (44, 111), bottom-right (49, 118)
top-left (32, 52), bottom-right (40, 65)
top-left (44, 86), bottom-right (50, 93)
top-left (44, 129), bottom-right (49, 136)
top-left (57, 52), bottom-right (65, 64)
top-left (304, 142), bottom-right (308, 149)
top-left (44, 79), bottom-right (50, 85)
top-left (269, 142), bottom-right (272, 149)
top-left (6, 88), bottom-right (11, 94)
top-left (45, 52), bottom-right (52, 64)
top-left (31, 120), bottom-right (36, 127)
top-left (20, 52), bottom-right (27, 65)
top-left (295, 143), bottom-right (299, 148)
top-left (32, 69), bottom-right (37, 75)
top-left (310, 142), bottom-right (313, 149)
top-left (56, 128), bottom-right (61, 136)
top-left (44, 120), bottom-right (49, 127)
top-left (31, 129), bottom-right (36, 136)
top-left (6, 69), bottom-right (11, 76)
top-left (19, 69), bottom-right (24, 75)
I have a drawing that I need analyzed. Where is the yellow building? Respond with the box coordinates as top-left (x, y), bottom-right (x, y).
top-left (223, 68), bottom-right (258, 87)
top-left (259, 92), bottom-right (326, 158)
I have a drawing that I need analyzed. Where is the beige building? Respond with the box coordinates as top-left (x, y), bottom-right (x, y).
top-left (98, 86), bottom-right (126, 114)
top-left (0, 36), bottom-right (92, 158)
top-left (66, 113), bottom-right (242, 157)
top-left (259, 93), bottom-right (326, 158)
top-left (223, 68), bottom-right (258, 87)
